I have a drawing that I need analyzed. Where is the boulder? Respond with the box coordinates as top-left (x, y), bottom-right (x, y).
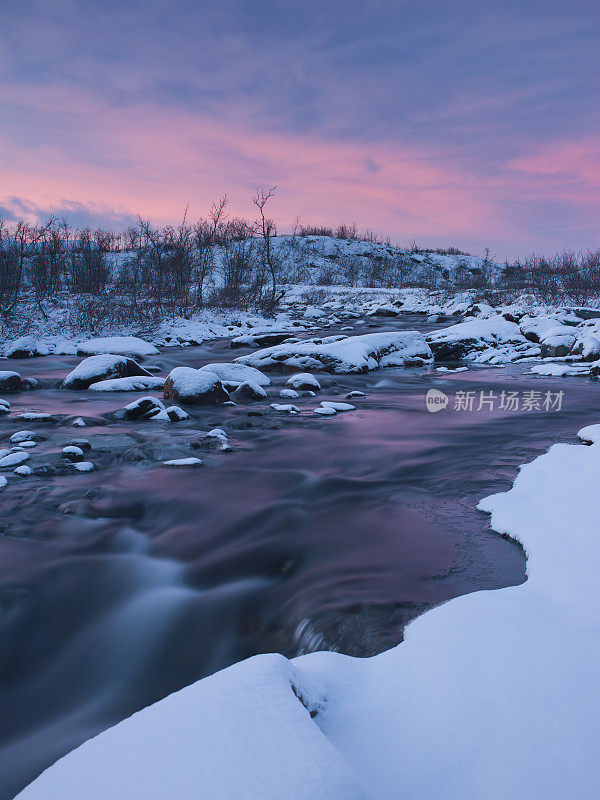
top-left (114, 396), bottom-right (165, 420)
top-left (0, 371), bottom-right (22, 393)
top-left (233, 382), bottom-right (268, 400)
top-left (286, 373), bottom-right (321, 391)
top-left (163, 367), bottom-right (230, 405)
top-left (230, 332), bottom-right (293, 349)
top-left (198, 362), bottom-right (270, 389)
top-left (570, 335), bottom-right (600, 362)
top-left (63, 355), bottom-right (153, 389)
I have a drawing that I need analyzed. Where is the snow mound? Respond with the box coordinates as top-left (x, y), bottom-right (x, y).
top-left (5, 336), bottom-right (50, 359)
top-left (76, 337), bottom-right (158, 358)
top-left (88, 376), bottom-right (165, 392)
top-left (237, 332), bottom-right (431, 374)
top-left (530, 363), bottom-right (587, 377)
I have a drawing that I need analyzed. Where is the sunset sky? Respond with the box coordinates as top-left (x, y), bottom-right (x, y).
top-left (1, 0), bottom-right (599, 259)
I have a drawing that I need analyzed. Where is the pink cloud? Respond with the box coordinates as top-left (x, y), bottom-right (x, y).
top-left (0, 85), bottom-right (494, 243)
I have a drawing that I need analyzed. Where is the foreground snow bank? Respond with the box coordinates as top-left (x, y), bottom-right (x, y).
top-left (19, 425), bottom-right (600, 800)
top-left (236, 331), bottom-right (431, 373)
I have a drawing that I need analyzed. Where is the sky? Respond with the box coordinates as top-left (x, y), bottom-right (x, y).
top-left (1, 0), bottom-right (599, 259)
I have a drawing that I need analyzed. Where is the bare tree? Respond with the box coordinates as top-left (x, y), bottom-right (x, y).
top-left (251, 186), bottom-right (279, 312)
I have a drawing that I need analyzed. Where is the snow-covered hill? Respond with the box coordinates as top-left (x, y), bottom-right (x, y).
top-left (245, 235), bottom-right (503, 287)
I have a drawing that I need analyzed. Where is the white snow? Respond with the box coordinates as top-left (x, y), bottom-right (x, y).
top-left (270, 404), bottom-right (300, 413)
top-left (148, 406), bottom-right (190, 422)
top-left (88, 376), bottom-right (165, 392)
top-left (10, 430), bottom-right (36, 443)
top-left (76, 336), bottom-right (158, 358)
top-left (198, 362), bottom-right (270, 388)
top-left (4, 335), bottom-right (50, 358)
top-left (0, 451), bottom-right (30, 468)
top-left (63, 354), bottom-right (148, 388)
top-left (237, 332), bottom-right (431, 374)
top-left (14, 465), bottom-right (32, 476)
top-left (63, 446), bottom-right (84, 456)
top-left (162, 458), bottom-right (203, 467)
top-left (279, 388), bottom-right (300, 399)
top-left (164, 367), bottom-right (229, 403)
top-left (72, 417), bottom-right (86, 427)
top-left (19, 427), bottom-right (600, 800)
top-left (313, 407), bottom-right (337, 416)
top-left (72, 461), bottom-right (94, 472)
top-left (577, 424), bottom-right (600, 444)
top-left (529, 363), bottom-right (587, 377)
top-left (319, 401), bottom-right (356, 412)
top-left (426, 315), bottom-right (534, 363)
top-left (286, 373), bottom-right (322, 390)
top-left (0, 476), bottom-right (7, 489)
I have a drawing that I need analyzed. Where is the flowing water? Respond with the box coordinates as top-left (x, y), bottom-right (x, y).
top-left (0, 314), bottom-right (596, 798)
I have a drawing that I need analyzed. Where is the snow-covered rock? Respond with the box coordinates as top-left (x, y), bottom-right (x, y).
top-left (14, 411), bottom-right (53, 421)
top-left (0, 398), bottom-right (10, 414)
top-left (72, 461), bottom-right (94, 472)
top-left (148, 406), bottom-right (190, 422)
top-left (14, 465), bottom-right (32, 476)
top-left (88, 376), bottom-right (165, 392)
top-left (0, 451), bottom-right (29, 468)
top-left (198, 362), bottom-right (270, 388)
top-left (5, 336), bottom-right (50, 359)
top-left (113, 396), bottom-right (165, 420)
top-left (75, 336), bottom-right (158, 358)
top-left (319, 401), bottom-right (355, 412)
top-left (61, 446), bottom-right (84, 462)
top-left (162, 457), bottom-right (203, 467)
top-left (230, 331), bottom-right (294, 349)
top-left (286, 373), bottom-right (321, 391)
top-left (63, 355), bottom-right (153, 389)
top-left (570, 335), bottom-right (600, 362)
top-left (0, 370), bottom-right (23, 392)
top-left (233, 382), bottom-right (268, 400)
top-left (10, 430), bottom-right (40, 444)
top-left (530, 363), bottom-right (588, 377)
top-left (270, 404), bottom-right (300, 413)
top-left (279, 388), bottom-right (300, 399)
top-left (520, 316), bottom-right (569, 343)
top-left (237, 332), bottom-right (431, 374)
top-left (538, 326), bottom-right (578, 358)
top-left (426, 315), bottom-right (534, 362)
top-left (163, 367), bottom-right (230, 405)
